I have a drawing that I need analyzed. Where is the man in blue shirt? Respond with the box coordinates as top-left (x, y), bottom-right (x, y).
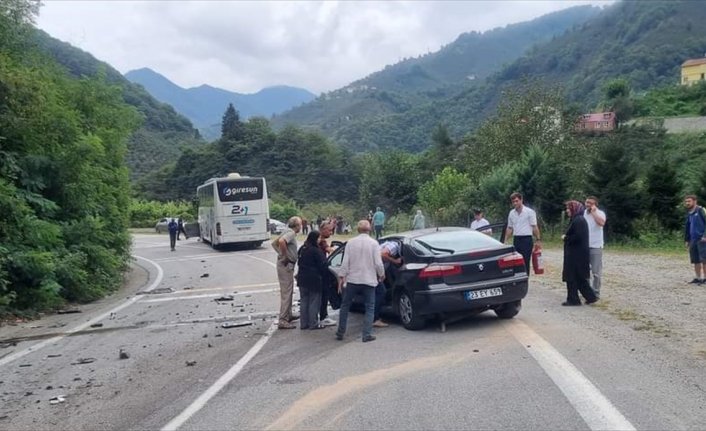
top-left (372, 207), bottom-right (385, 240)
top-left (684, 195), bottom-right (706, 284)
top-left (168, 218), bottom-right (178, 252)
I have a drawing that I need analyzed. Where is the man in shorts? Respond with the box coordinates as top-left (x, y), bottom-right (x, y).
top-left (684, 195), bottom-right (706, 284)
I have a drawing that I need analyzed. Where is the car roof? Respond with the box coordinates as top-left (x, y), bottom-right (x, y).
top-left (380, 226), bottom-right (468, 241)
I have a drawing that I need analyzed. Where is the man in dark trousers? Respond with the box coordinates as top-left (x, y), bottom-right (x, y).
top-left (684, 195), bottom-right (706, 284)
top-left (168, 218), bottom-right (178, 251)
top-left (505, 192), bottom-right (541, 275)
top-left (177, 218), bottom-right (188, 240)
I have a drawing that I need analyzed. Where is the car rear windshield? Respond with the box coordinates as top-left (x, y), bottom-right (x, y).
top-left (411, 230), bottom-right (502, 255)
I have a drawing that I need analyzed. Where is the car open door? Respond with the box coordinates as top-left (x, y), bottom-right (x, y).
top-left (326, 244), bottom-right (346, 310)
top-left (475, 222), bottom-right (508, 244)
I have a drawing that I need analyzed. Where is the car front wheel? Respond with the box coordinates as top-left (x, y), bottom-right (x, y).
top-left (494, 300), bottom-right (522, 319)
top-left (397, 290), bottom-right (426, 330)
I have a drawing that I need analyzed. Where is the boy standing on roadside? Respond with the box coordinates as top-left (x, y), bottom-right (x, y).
top-left (684, 195), bottom-right (706, 284)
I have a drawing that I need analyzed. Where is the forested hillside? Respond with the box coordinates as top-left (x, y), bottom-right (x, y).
top-left (271, 5), bottom-right (601, 150)
top-left (126, 67), bottom-right (315, 140)
top-left (0, 0), bottom-right (140, 312)
top-left (278, 1), bottom-right (706, 153)
top-left (31, 31), bottom-right (205, 182)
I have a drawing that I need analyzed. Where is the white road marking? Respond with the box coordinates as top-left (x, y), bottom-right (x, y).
top-left (141, 288), bottom-right (279, 303)
top-left (242, 253), bottom-right (276, 268)
top-left (167, 282), bottom-right (279, 294)
top-left (0, 255), bottom-right (163, 368)
top-left (161, 322), bottom-right (279, 431)
top-left (504, 320), bottom-right (636, 431)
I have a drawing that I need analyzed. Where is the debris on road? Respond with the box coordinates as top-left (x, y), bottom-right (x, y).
top-left (137, 287), bottom-right (174, 295)
top-left (90, 323), bottom-right (103, 328)
top-left (185, 360), bottom-right (197, 366)
top-left (200, 273), bottom-right (209, 278)
top-left (109, 312), bottom-right (116, 320)
top-left (221, 321), bottom-right (253, 329)
top-left (49, 396), bottom-right (66, 405)
top-left (19, 364), bottom-right (32, 368)
top-left (57, 309), bottom-right (81, 315)
top-left (71, 358), bottom-right (96, 365)
top-left (215, 295), bottom-right (234, 302)
top-left (119, 349), bottom-right (130, 360)
top-left (207, 343), bottom-right (213, 348)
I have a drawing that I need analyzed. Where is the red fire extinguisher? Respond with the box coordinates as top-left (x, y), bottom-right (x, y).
top-left (532, 246), bottom-right (544, 275)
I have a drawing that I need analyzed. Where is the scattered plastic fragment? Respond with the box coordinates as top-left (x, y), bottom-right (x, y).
top-left (71, 358), bottom-right (96, 365)
top-left (221, 321), bottom-right (253, 329)
top-left (119, 349), bottom-right (130, 360)
top-left (49, 396), bottom-right (66, 405)
top-left (185, 360), bottom-right (197, 366)
top-left (90, 323), bottom-right (103, 328)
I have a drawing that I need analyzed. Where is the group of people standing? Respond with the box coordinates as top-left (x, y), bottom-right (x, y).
top-left (503, 192), bottom-right (605, 306)
top-left (273, 216), bottom-right (396, 341)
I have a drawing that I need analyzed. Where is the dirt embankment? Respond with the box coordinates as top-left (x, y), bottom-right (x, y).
top-left (538, 247), bottom-right (706, 360)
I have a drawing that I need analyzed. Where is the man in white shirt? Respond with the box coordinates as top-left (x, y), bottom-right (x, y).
top-left (335, 220), bottom-right (385, 342)
top-left (470, 208), bottom-right (492, 235)
top-left (505, 192), bottom-right (541, 275)
top-left (584, 196), bottom-right (606, 298)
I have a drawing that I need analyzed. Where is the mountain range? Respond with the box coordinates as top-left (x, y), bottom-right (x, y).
top-left (125, 68), bottom-right (316, 139)
top-left (270, 5), bottom-right (603, 151)
top-left (273, 1), bottom-right (706, 153)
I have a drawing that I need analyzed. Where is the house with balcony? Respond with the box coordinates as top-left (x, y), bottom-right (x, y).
top-left (681, 57), bottom-right (706, 86)
top-left (575, 112), bottom-right (616, 133)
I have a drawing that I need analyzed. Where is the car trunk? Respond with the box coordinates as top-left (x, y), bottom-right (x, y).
top-left (433, 246), bottom-right (517, 285)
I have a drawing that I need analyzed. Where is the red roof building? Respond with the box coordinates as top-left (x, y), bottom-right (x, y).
top-left (575, 112), bottom-right (616, 133)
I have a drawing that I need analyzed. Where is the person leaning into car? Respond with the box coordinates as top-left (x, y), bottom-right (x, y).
top-left (505, 192), bottom-right (541, 275)
top-left (335, 220), bottom-right (385, 343)
top-left (373, 240), bottom-right (402, 328)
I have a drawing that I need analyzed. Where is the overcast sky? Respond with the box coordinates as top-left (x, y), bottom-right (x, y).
top-left (37, 1), bottom-right (611, 95)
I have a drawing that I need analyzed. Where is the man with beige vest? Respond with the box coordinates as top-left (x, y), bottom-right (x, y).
top-left (274, 216), bottom-right (302, 329)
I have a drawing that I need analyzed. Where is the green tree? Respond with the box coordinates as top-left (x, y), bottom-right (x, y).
top-left (358, 151), bottom-right (421, 214)
top-left (417, 167), bottom-right (471, 226)
top-left (645, 158), bottom-right (682, 231)
top-left (585, 141), bottom-right (642, 239)
top-left (602, 78), bottom-right (634, 127)
top-left (220, 103), bottom-right (244, 142)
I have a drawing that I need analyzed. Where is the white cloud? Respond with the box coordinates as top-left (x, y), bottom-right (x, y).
top-left (36, 0), bottom-right (611, 94)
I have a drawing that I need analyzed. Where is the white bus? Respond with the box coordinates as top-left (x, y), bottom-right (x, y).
top-left (196, 173), bottom-right (270, 249)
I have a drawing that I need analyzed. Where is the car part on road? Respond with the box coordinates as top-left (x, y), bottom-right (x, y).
top-left (57, 309), bottom-right (82, 314)
top-left (71, 357), bottom-right (96, 365)
top-left (494, 300), bottom-right (522, 319)
top-left (221, 321), bottom-right (253, 329)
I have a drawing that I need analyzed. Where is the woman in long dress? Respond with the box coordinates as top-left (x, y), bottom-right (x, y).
top-left (297, 231), bottom-right (329, 329)
top-left (562, 200), bottom-right (598, 306)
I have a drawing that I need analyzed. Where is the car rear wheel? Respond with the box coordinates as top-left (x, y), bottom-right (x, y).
top-left (397, 290), bottom-right (426, 330)
top-left (494, 300), bottom-right (522, 319)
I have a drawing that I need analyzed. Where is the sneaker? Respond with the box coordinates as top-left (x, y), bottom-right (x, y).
top-left (278, 322), bottom-right (296, 329)
top-left (362, 335), bottom-right (376, 343)
top-left (373, 319), bottom-right (389, 328)
top-left (321, 317), bottom-right (337, 327)
top-left (689, 278), bottom-right (702, 284)
top-left (561, 301), bottom-right (581, 306)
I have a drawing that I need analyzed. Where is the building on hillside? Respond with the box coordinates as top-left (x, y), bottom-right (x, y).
top-left (575, 112), bottom-right (616, 133)
top-left (681, 56), bottom-right (706, 86)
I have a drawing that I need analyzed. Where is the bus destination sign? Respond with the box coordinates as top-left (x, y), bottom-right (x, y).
top-left (217, 178), bottom-right (264, 202)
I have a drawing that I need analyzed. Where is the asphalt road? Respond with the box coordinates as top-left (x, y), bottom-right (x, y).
top-left (1, 233), bottom-right (705, 430)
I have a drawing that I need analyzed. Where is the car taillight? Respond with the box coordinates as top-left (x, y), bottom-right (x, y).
top-left (419, 264), bottom-right (462, 279)
top-left (216, 223), bottom-right (222, 236)
top-left (498, 252), bottom-right (524, 269)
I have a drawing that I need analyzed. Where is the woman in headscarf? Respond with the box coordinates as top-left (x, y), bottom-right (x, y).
top-left (296, 230), bottom-right (329, 329)
top-left (562, 200), bottom-right (598, 306)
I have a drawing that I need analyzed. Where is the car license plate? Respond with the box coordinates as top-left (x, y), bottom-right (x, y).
top-left (465, 287), bottom-right (503, 301)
